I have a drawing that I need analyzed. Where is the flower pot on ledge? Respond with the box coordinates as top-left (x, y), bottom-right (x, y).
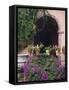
top-left (35, 45), bottom-right (40, 55)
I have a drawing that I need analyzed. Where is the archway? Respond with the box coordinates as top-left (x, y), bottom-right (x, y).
top-left (34, 14), bottom-right (59, 52)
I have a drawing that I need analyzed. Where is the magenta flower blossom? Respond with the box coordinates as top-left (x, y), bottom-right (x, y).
top-left (21, 62), bottom-right (29, 76)
top-left (41, 71), bottom-right (48, 80)
top-left (31, 65), bottom-right (41, 74)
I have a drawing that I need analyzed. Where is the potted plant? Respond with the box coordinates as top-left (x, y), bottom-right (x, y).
top-left (35, 44), bottom-right (40, 55)
top-left (40, 43), bottom-right (44, 48)
top-left (45, 46), bottom-right (51, 56)
top-left (55, 47), bottom-right (60, 56)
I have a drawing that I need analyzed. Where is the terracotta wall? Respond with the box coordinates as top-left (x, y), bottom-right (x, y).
top-left (48, 10), bottom-right (65, 49)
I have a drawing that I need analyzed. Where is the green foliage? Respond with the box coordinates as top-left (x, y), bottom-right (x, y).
top-left (18, 8), bottom-right (37, 51)
top-left (28, 45), bottom-right (33, 53)
top-left (28, 73), bottom-right (39, 81)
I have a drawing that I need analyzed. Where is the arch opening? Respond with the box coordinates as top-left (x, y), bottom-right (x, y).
top-left (34, 15), bottom-right (59, 47)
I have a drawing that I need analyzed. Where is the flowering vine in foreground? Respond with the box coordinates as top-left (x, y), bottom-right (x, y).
top-left (40, 71), bottom-right (48, 80)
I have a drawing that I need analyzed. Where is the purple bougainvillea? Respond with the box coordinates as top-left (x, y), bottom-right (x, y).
top-left (19, 54), bottom-right (65, 81)
top-left (31, 65), bottom-right (41, 74)
top-left (41, 71), bottom-right (48, 80)
top-left (21, 62), bottom-right (29, 76)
